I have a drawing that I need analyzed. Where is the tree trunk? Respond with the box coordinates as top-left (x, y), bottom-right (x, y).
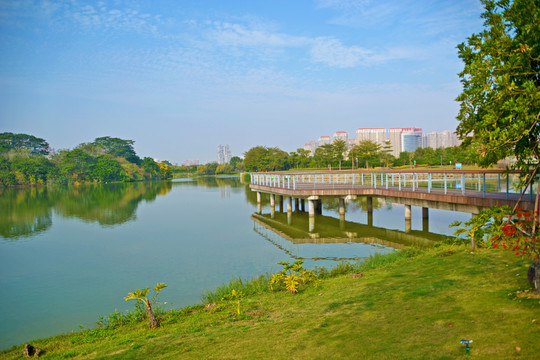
top-left (533, 263), bottom-right (540, 295)
top-left (147, 304), bottom-right (159, 329)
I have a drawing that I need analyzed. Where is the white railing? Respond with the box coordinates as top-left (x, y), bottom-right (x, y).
top-left (250, 171), bottom-right (535, 200)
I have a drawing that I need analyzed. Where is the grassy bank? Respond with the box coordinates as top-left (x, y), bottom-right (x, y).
top-left (2, 246), bottom-right (539, 359)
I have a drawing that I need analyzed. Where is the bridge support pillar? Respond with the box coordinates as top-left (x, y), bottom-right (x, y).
top-left (422, 207), bottom-right (429, 219)
top-left (405, 204), bottom-right (411, 220)
top-left (301, 199), bottom-right (305, 212)
top-left (257, 203), bottom-right (261, 214)
top-left (256, 191), bottom-right (261, 204)
top-left (339, 198), bottom-right (346, 217)
top-left (405, 219), bottom-right (412, 233)
top-left (309, 199), bottom-right (315, 217)
top-left (316, 199), bottom-right (323, 215)
top-left (270, 194), bottom-right (275, 209)
top-left (279, 196), bottom-right (283, 212)
top-left (367, 211), bottom-right (373, 227)
top-left (295, 198), bottom-right (299, 211)
top-left (287, 197), bottom-right (292, 215)
top-left (309, 216), bottom-right (315, 232)
top-left (367, 196), bottom-right (373, 213)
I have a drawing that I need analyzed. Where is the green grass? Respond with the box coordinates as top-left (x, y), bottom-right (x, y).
top-left (2, 246), bottom-right (539, 359)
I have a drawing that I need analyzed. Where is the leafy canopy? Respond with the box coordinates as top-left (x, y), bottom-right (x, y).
top-left (456, 0), bottom-right (540, 171)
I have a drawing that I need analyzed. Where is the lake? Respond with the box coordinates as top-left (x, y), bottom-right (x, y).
top-left (0, 177), bottom-right (470, 349)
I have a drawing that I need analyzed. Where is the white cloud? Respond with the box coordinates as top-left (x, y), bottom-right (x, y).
top-left (209, 21), bottom-right (307, 48)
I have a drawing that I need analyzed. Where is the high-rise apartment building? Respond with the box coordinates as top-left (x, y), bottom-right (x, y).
top-left (422, 130), bottom-right (461, 149)
top-left (217, 144), bottom-right (232, 164)
top-left (389, 127), bottom-right (422, 156)
top-left (333, 131), bottom-right (349, 143)
top-left (318, 136), bottom-right (332, 146)
top-left (356, 128), bottom-right (386, 146)
top-left (304, 140), bottom-right (318, 156)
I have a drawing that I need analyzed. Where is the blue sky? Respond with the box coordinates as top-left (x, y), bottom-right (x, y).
top-left (0, 0), bottom-right (485, 163)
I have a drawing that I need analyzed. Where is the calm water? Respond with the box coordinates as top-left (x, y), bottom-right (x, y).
top-left (0, 177), bottom-right (470, 349)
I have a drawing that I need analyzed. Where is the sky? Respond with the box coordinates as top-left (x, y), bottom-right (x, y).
top-left (0, 0), bottom-right (486, 164)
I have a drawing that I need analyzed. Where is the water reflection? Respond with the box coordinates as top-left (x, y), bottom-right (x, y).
top-left (252, 211), bottom-right (449, 261)
top-left (0, 181), bottom-right (172, 239)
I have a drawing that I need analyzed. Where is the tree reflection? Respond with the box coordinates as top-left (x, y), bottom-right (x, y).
top-left (0, 181), bottom-right (172, 239)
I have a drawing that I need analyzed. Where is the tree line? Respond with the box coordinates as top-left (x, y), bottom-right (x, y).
top-left (241, 140), bottom-right (474, 172)
top-left (0, 133), bottom-right (172, 187)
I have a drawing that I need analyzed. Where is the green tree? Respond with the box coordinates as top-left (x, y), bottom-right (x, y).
top-left (92, 156), bottom-right (125, 182)
top-left (456, 0), bottom-right (539, 176)
top-left (267, 147), bottom-right (289, 171)
top-left (350, 140), bottom-right (380, 169)
top-left (92, 137), bottom-right (141, 164)
top-left (59, 148), bottom-right (96, 182)
top-left (314, 144), bottom-right (334, 169)
top-left (142, 157), bottom-right (161, 179)
top-left (295, 148), bottom-right (311, 168)
top-left (0, 133), bottom-right (49, 156)
top-left (244, 146), bottom-right (269, 172)
top-left (229, 156), bottom-right (242, 170)
top-left (332, 139), bottom-right (348, 170)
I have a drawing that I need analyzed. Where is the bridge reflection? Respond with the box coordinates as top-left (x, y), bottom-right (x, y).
top-left (252, 212), bottom-right (449, 262)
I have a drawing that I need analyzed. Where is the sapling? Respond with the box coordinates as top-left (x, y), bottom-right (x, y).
top-left (124, 282), bottom-right (167, 329)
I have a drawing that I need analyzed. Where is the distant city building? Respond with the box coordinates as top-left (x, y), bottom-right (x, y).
top-left (333, 131), bottom-right (349, 143)
top-left (182, 159), bottom-right (199, 166)
top-left (422, 130), bottom-right (461, 149)
top-left (356, 128), bottom-right (386, 146)
top-left (304, 140), bottom-right (318, 156)
top-left (318, 136), bottom-right (332, 146)
top-left (388, 127), bottom-right (422, 156)
top-left (217, 144), bottom-right (232, 165)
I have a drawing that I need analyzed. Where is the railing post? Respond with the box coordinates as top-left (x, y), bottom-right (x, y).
top-left (444, 173), bottom-right (447, 194)
top-left (412, 173), bottom-right (415, 192)
top-left (374, 172), bottom-right (377, 189)
top-left (399, 173), bottom-right (402, 190)
top-left (478, 173), bottom-right (481, 192)
top-left (461, 173), bottom-right (465, 195)
top-left (428, 173), bottom-right (432, 193)
top-left (352, 174), bottom-right (355, 185)
top-left (498, 173), bottom-right (501, 192)
top-left (483, 173), bottom-right (486, 197)
top-left (392, 173), bottom-right (394, 187)
top-left (362, 173), bottom-right (364, 185)
top-left (386, 173), bottom-right (389, 189)
top-left (506, 174), bottom-right (509, 199)
top-left (404, 173), bottom-right (407, 187)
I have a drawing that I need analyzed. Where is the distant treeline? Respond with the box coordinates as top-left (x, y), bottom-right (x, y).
top-left (0, 133), bottom-right (172, 187)
top-left (175, 141), bottom-right (474, 175)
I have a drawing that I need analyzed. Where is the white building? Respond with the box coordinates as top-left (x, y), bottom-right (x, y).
top-left (318, 136), bottom-right (332, 146)
top-left (217, 144), bottom-right (232, 164)
top-left (333, 131), bottom-right (349, 143)
top-left (356, 128), bottom-right (386, 146)
top-left (304, 140), bottom-right (319, 156)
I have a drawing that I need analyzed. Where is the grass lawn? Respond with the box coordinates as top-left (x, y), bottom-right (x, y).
top-left (2, 246), bottom-right (539, 359)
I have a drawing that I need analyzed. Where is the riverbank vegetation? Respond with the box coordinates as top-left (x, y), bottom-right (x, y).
top-left (0, 133), bottom-right (172, 187)
top-left (1, 245), bottom-right (538, 359)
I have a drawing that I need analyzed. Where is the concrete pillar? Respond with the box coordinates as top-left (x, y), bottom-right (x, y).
top-left (405, 219), bottom-right (412, 233)
top-left (279, 195), bottom-right (283, 212)
top-left (256, 191), bottom-right (261, 204)
top-left (270, 194), bottom-right (275, 210)
top-left (422, 218), bottom-right (429, 233)
top-left (287, 212), bottom-right (292, 225)
top-left (339, 198), bottom-right (346, 216)
top-left (404, 204), bottom-right (411, 220)
top-left (422, 207), bottom-right (429, 219)
top-left (257, 203), bottom-right (261, 214)
top-left (367, 196), bottom-right (373, 213)
top-left (309, 216), bottom-right (315, 232)
top-left (301, 199), bottom-right (305, 212)
top-left (367, 211), bottom-right (373, 227)
top-left (295, 198), bottom-right (299, 212)
top-left (309, 199), bottom-right (315, 217)
top-left (287, 197), bottom-right (292, 215)
top-left (339, 213), bottom-right (345, 229)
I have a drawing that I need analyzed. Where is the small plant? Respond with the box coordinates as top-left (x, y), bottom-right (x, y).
top-left (270, 260), bottom-right (319, 294)
top-left (221, 289), bottom-right (245, 316)
top-left (124, 282), bottom-right (167, 329)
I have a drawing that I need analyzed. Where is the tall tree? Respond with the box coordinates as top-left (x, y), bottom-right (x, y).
top-left (332, 139), bottom-right (348, 170)
top-left (92, 137), bottom-right (141, 164)
top-left (0, 133), bottom-right (49, 156)
top-left (350, 140), bottom-right (380, 169)
top-left (456, 0), bottom-right (539, 174)
top-left (314, 144), bottom-right (334, 169)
